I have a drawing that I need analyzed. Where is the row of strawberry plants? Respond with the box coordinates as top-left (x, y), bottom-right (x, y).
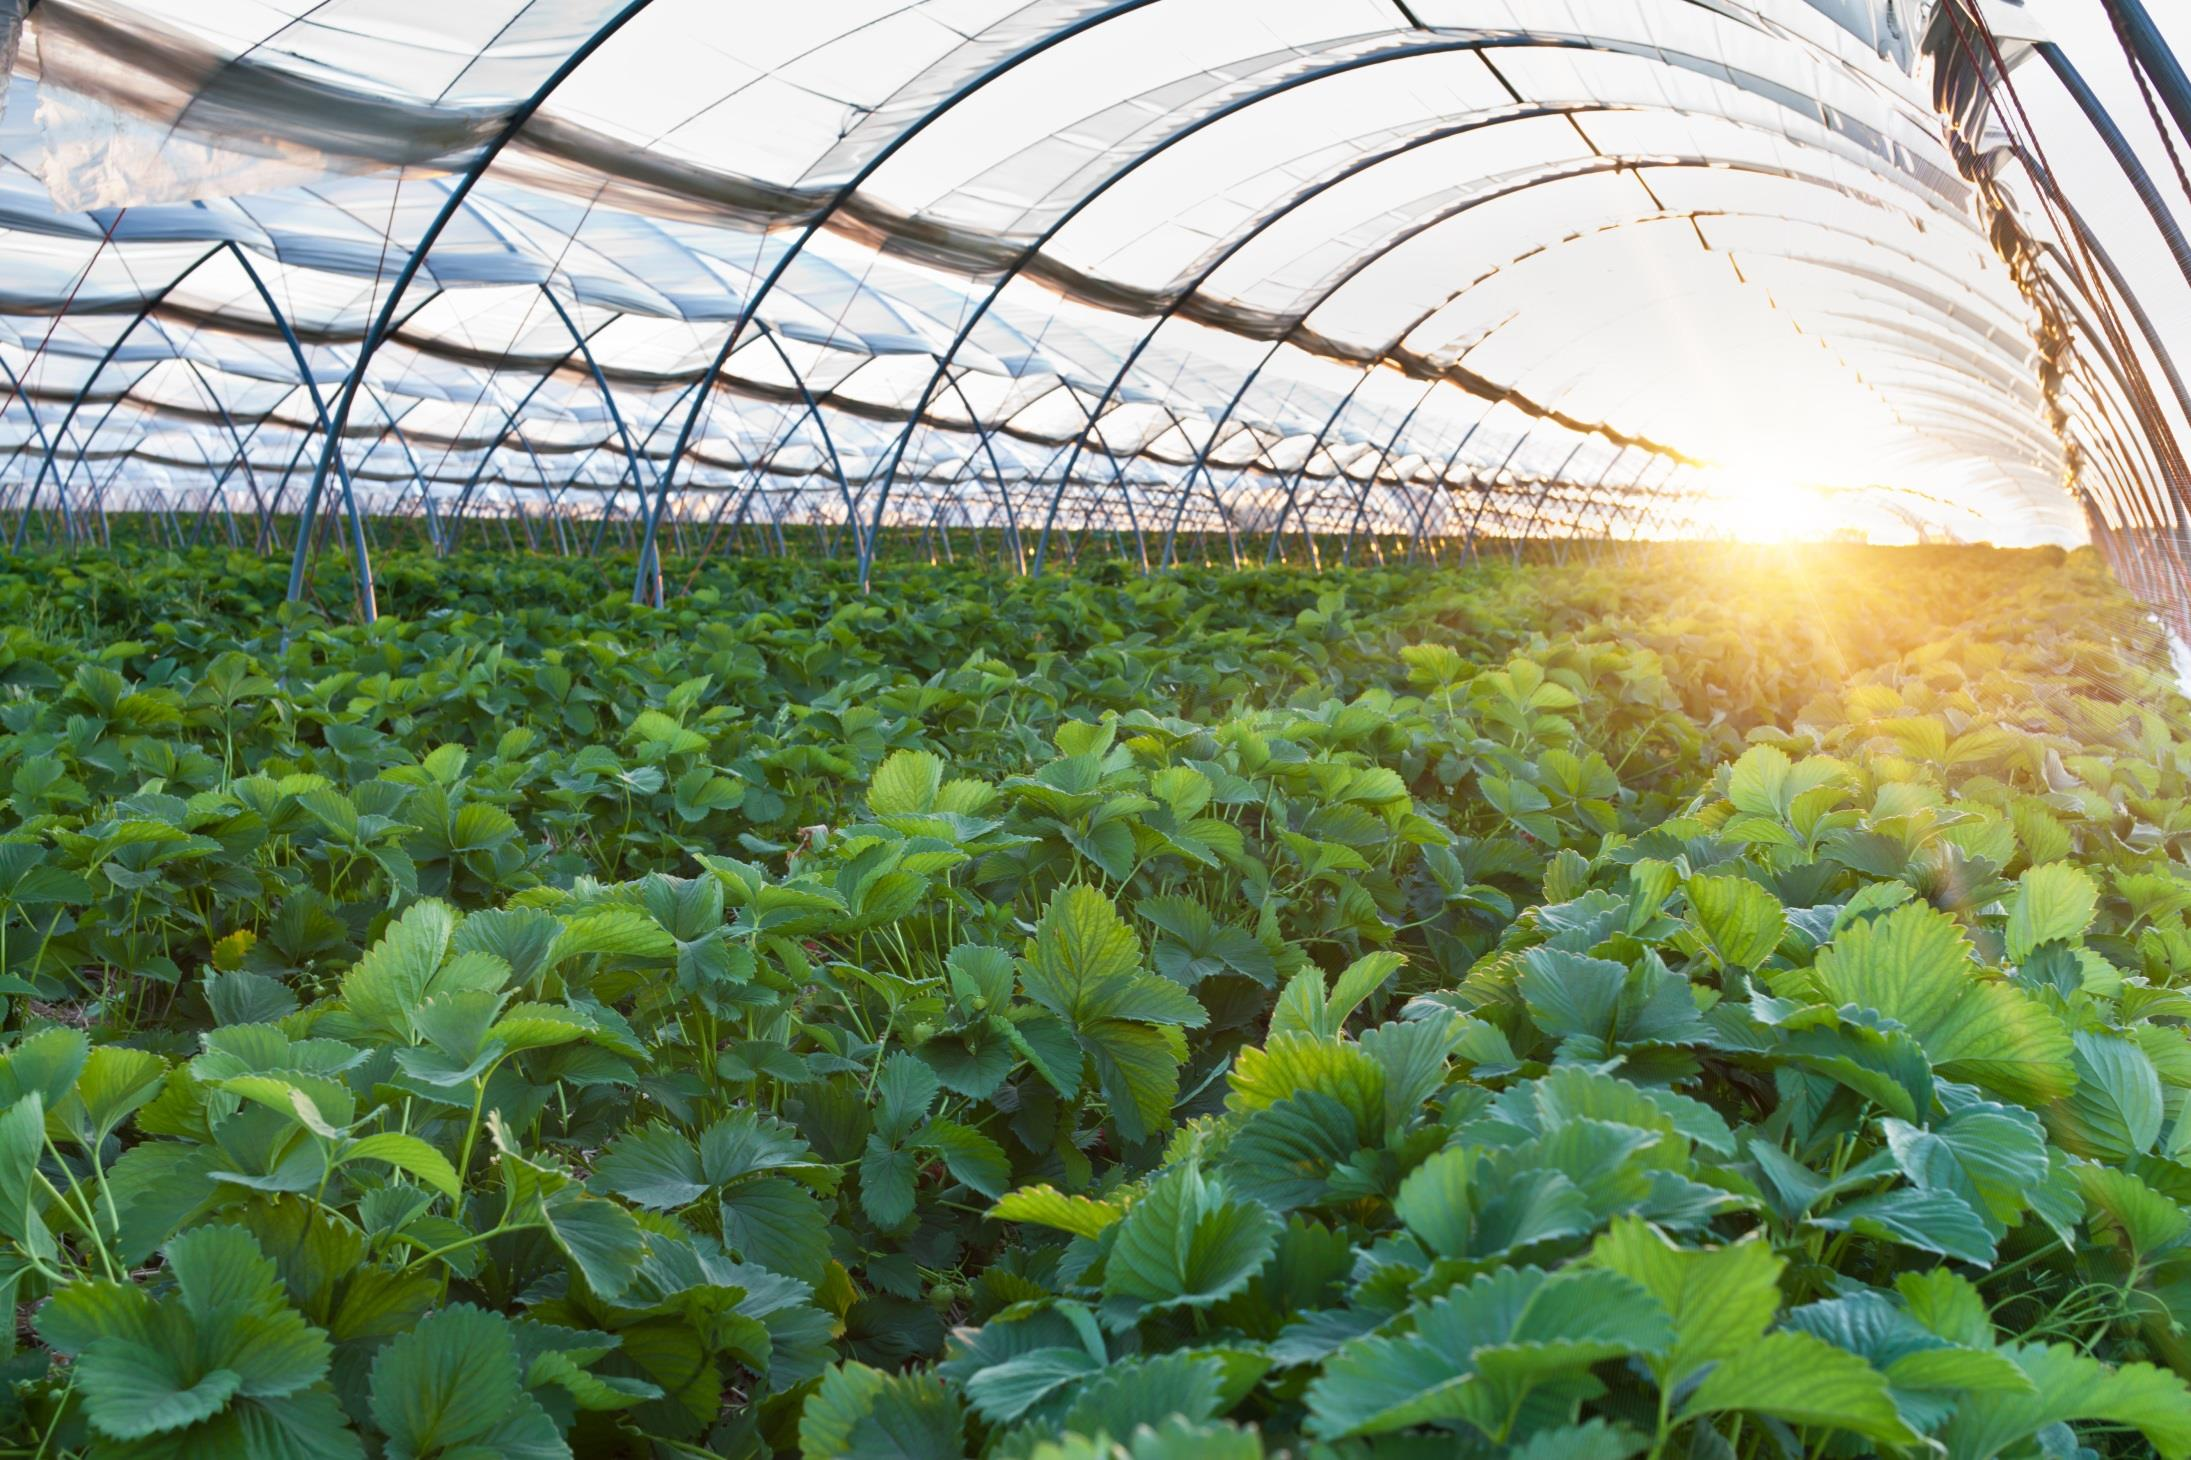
top-left (0, 543), bottom-right (2183, 1457)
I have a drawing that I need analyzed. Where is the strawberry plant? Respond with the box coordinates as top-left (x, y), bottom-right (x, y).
top-left (0, 542), bottom-right (2183, 1456)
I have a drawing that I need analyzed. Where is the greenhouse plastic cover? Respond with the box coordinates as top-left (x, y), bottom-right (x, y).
top-left (0, 0), bottom-right (2092, 555)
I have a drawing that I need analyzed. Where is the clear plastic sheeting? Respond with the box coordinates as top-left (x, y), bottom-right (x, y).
top-left (0, 0), bottom-right (2133, 605)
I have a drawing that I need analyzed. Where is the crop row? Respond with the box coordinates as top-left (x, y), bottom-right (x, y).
top-left (0, 543), bottom-right (2184, 1458)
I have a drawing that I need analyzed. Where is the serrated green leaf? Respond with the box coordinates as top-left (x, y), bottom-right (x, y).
top-left (2074, 1164), bottom-right (2191, 1267)
top-left (989, 1184), bottom-right (1124, 1239)
top-left (541, 1192), bottom-right (644, 1301)
top-left (869, 750), bottom-right (944, 816)
top-left (367, 1303), bottom-right (531, 1458)
top-left (1024, 884), bottom-right (1143, 1020)
top-left (76, 1338), bottom-right (242, 1439)
top-left (1882, 1099), bottom-right (2048, 1231)
top-left (860, 1137), bottom-right (919, 1230)
top-left (2047, 1030), bottom-right (2163, 1160)
top-left (1808, 1186), bottom-right (1997, 1264)
top-left (2007, 862), bottom-right (2098, 962)
top-left (1939, 1343), bottom-right (2191, 1459)
top-left (919, 1119), bottom-right (1009, 1199)
top-left (1677, 1329), bottom-right (1913, 1443)
top-left (1102, 1164), bottom-right (1278, 1311)
top-left (1589, 1217), bottom-right (1780, 1389)
top-left (801, 1362), bottom-right (965, 1460)
top-left (1687, 874), bottom-right (1786, 970)
top-left (1814, 901), bottom-right (2074, 1105)
top-left (721, 1176), bottom-right (831, 1284)
top-left (1307, 1265), bottom-right (1670, 1438)
top-left (339, 1132), bottom-right (460, 1201)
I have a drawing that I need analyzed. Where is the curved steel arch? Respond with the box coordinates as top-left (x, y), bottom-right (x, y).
top-left (444, 364), bottom-right (707, 541)
top-left (11, 243), bottom-right (227, 549)
top-left (1022, 98), bottom-right (1628, 574)
top-left (5, 1), bottom-right (2136, 579)
top-left (287, 0), bottom-right (663, 618)
top-left (2036, 255), bottom-right (2190, 527)
top-left (36, 362), bottom-right (165, 546)
top-left (929, 363), bottom-right (1027, 573)
top-left (855, 26), bottom-right (1986, 586)
top-left (1265, 364), bottom-right (1379, 562)
top-left (220, 240), bottom-right (380, 613)
top-left (1152, 139), bottom-right (2033, 563)
top-left (444, 346), bottom-right (590, 534)
top-left (1035, 186), bottom-right (2044, 570)
top-left (1014, 54), bottom-right (2021, 578)
top-left (176, 358), bottom-right (269, 533)
top-left (359, 28), bottom-right (2036, 568)
top-left (632, 0), bottom-right (1171, 601)
top-left (0, 357), bottom-right (60, 495)
top-left (625, 322), bottom-right (861, 592)
top-left (1341, 378), bottom-right (1441, 563)
top-left (538, 285), bottom-right (654, 541)
top-left (356, 384), bottom-right (442, 550)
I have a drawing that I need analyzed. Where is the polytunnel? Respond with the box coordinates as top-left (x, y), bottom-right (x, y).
top-left (0, 0), bottom-right (2187, 615)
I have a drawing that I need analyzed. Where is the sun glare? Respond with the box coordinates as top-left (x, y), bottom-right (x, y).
top-left (1700, 466), bottom-right (1840, 543)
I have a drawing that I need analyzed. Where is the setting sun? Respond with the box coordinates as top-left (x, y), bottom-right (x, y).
top-left (1697, 465), bottom-right (1842, 543)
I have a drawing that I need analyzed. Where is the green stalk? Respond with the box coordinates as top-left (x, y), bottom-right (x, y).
top-left (38, 1141), bottom-right (115, 1281)
top-left (397, 1217), bottom-right (518, 1276)
top-left (453, 1065), bottom-right (500, 1186)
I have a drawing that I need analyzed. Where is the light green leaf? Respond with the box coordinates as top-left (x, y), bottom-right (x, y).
top-left (1940, 1343), bottom-right (2191, 1459)
top-left (869, 750), bottom-right (944, 816)
top-left (1023, 884), bottom-right (1142, 1021)
top-left (340, 900), bottom-right (459, 1041)
top-left (1084, 1019), bottom-right (1188, 1145)
top-left (340, 1133), bottom-right (461, 1201)
top-left (485, 1003), bottom-right (594, 1055)
top-left (1589, 1217), bottom-right (1781, 1389)
top-left (2006, 862), bottom-right (2098, 962)
top-left (1814, 901), bottom-right (2074, 1105)
top-left (1228, 1034), bottom-right (1384, 1137)
top-left (55, 1045), bottom-right (168, 1145)
top-left (1728, 745), bottom-right (1846, 820)
top-left (1393, 1146), bottom-right (1478, 1258)
top-left (1327, 952), bottom-right (1405, 1027)
top-left (548, 905), bottom-right (676, 968)
top-left (989, 1184), bottom-right (1125, 1239)
top-left (2074, 1164), bottom-right (2191, 1268)
top-left (1897, 1268), bottom-right (1997, 1349)
top-left (1677, 1329), bottom-right (1913, 1444)
top-left (0, 1027), bottom-right (89, 1109)
top-left (2047, 1031), bottom-right (2163, 1160)
top-left (1687, 874), bottom-right (1786, 970)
